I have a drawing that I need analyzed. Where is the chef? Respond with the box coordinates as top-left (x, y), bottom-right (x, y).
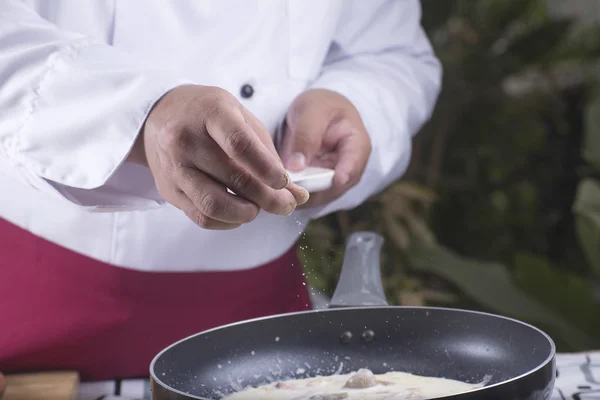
top-left (0, 0), bottom-right (441, 382)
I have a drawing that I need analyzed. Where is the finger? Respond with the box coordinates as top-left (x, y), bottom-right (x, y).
top-left (211, 160), bottom-right (299, 215)
top-left (329, 123), bottom-right (371, 188)
top-left (280, 103), bottom-right (331, 172)
top-left (286, 182), bottom-right (310, 206)
top-left (206, 105), bottom-right (289, 190)
top-left (215, 164), bottom-right (306, 213)
top-left (242, 107), bottom-right (280, 158)
top-left (181, 196), bottom-right (242, 230)
top-left (188, 139), bottom-right (301, 215)
top-left (240, 108), bottom-right (313, 205)
top-left (296, 120), bottom-right (369, 209)
top-left (166, 186), bottom-right (242, 230)
top-left (178, 166), bottom-right (260, 224)
top-left (305, 152), bottom-right (338, 170)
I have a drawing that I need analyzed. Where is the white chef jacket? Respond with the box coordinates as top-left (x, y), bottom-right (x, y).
top-left (0, 0), bottom-right (441, 272)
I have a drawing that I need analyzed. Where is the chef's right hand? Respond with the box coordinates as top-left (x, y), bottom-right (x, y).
top-left (129, 85), bottom-right (309, 230)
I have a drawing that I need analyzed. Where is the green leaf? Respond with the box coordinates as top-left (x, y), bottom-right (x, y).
top-left (407, 241), bottom-right (597, 350)
top-left (513, 252), bottom-right (600, 339)
top-left (573, 178), bottom-right (600, 277)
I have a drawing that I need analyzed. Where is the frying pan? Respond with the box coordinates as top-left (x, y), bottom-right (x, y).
top-left (150, 232), bottom-right (556, 399)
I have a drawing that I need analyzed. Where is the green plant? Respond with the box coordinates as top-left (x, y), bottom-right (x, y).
top-left (574, 87), bottom-right (600, 278)
top-left (300, 0), bottom-right (600, 352)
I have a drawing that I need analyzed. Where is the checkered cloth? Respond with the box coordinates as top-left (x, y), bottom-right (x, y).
top-left (77, 351), bottom-right (600, 400)
top-left (552, 351), bottom-right (600, 399)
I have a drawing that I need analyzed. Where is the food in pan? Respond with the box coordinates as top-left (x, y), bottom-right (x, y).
top-left (222, 368), bottom-right (487, 399)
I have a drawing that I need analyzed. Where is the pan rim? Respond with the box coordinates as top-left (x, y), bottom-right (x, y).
top-left (149, 305), bottom-right (556, 400)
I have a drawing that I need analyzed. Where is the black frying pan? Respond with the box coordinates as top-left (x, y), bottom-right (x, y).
top-left (150, 232), bottom-right (556, 400)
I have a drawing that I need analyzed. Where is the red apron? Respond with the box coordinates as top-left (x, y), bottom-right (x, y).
top-left (0, 217), bottom-right (311, 381)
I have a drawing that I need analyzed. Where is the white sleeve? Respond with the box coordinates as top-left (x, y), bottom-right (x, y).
top-left (306, 0), bottom-right (442, 218)
top-left (0, 0), bottom-right (189, 211)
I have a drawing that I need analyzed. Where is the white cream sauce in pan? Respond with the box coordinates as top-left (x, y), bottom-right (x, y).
top-left (222, 368), bottom-right (488, 400)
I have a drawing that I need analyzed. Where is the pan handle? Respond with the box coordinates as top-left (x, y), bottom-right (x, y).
top-left (328, 231), bottom-right (389, 308)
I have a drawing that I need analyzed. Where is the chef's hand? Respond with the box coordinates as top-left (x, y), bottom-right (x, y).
top-left (279, 89), bottom-right (371, 208)
top-left (129, 85), bottom-right (309, 230)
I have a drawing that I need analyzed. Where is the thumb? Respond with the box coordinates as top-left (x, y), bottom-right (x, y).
top-left (280, 104), bottom-right (330, 172)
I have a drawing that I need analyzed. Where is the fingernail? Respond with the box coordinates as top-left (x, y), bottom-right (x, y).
top-left (294, 185), bottom-right (310, 205)
top-left (288, 152), bottom-right (306, 172)
top-left (276, 171), bottom-right (290, 189)
top-left (280, 203), bottom-right (296, 216)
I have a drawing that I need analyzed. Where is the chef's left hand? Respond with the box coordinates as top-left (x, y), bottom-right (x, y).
top-left (279, 89), bottom-right (371, 208)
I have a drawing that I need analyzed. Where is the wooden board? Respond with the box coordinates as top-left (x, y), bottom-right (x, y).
top-left (1, 371), bottom-right (79, 400)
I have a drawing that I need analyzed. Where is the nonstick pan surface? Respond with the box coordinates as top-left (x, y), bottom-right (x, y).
top-left (150, 306), bottom-right (556, 400)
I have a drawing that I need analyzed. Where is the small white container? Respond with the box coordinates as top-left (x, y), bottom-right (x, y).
top-left (288, 167), bottom-right (335, 193)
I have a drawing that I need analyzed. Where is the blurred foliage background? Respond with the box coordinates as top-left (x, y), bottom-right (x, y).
top-left (299, 0), bottom-right (600, 352)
